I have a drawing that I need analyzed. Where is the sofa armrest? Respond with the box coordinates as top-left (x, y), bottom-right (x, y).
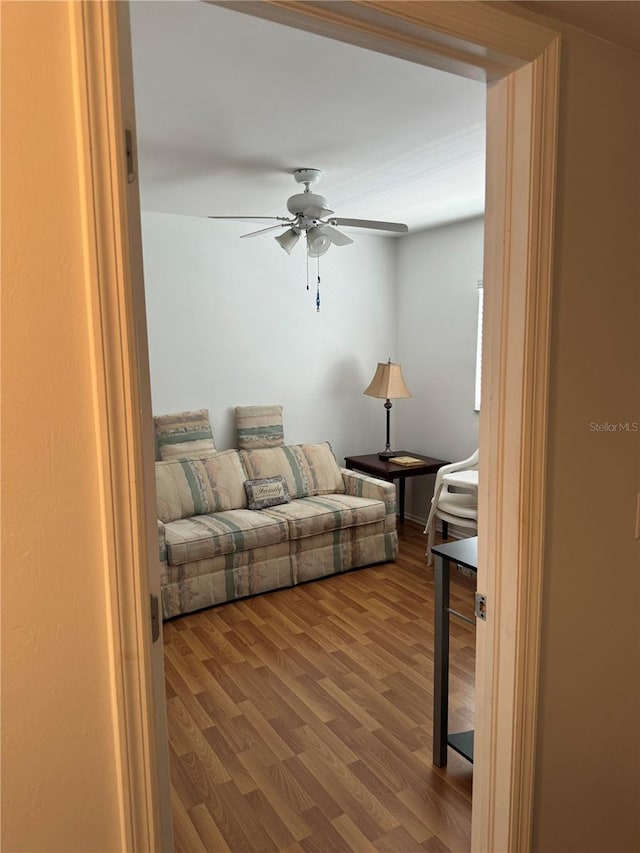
top-left (340, 468), bottom-right (396, 532)
top-left (158, 519), bottom-right (168, 585)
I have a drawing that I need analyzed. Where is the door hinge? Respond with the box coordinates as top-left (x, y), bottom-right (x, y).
top-left (150, 593), bottom-right (160, 643)
top-left (475, 592), bottom-right (487, 621)
top-left (125, 127), bottom-right (135, 183)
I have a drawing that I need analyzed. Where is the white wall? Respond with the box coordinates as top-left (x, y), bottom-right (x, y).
top-left (395, 216), bottom-right (484, 521)
top-left (142, 211), bottom-right (397, 465)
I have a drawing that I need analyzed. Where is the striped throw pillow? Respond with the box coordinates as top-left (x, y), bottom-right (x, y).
top-left (154, 409), bottom-right (216, 461)
top-left (235, 405), bottom-right (284, 450)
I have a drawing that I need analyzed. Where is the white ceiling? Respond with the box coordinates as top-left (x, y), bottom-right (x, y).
top-left (129, 1), bottom-right (486, 234)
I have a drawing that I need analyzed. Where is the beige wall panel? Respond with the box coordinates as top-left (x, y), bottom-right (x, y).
top-left (532, 19), bottom-right (640, 853)
top-left (1, 3), bottom-right (122, 850)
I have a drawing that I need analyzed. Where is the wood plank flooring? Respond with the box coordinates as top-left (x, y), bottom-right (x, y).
top-left (164, 522), bottom-right (475, 852)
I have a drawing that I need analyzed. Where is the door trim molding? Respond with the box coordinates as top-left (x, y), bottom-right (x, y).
top-left (473, 36), bottom-right (560, 852)
top-left (69, 3), bottom-right (161, 849)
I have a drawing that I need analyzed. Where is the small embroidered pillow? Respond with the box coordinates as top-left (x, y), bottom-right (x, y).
top-left (244, 476), bottom-right (291, 511)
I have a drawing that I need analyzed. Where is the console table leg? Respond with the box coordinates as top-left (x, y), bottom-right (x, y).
top-left (398, 479), bottom-right (405, 522)
top-left (433, 553), bottom-right (450, 766)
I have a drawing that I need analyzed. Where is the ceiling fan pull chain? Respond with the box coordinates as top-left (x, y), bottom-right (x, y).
top-left (306, 247), bottom-right (310, 291)
top-left (316, 256), bottom-right (321, 312)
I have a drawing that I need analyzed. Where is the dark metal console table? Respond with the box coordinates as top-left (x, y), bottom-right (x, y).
top-left (431, 536), bottom-right (479, 766)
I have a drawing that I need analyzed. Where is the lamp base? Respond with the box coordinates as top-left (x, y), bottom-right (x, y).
top-left (378, 450), bottom-right (399, 460)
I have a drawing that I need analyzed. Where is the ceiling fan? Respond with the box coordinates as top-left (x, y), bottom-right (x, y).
top-left (208, 168), bottom-right (409, 256)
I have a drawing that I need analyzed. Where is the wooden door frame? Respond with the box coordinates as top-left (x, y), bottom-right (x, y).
top-left (70, 1), bottom-right (560, 850)
top-left (69, 2), bottom-right (171, 849)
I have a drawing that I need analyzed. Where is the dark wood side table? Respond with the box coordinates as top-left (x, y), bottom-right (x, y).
top-left (343, 452), bottom-right (448, 523)
top-left (431, 536), bottom-right (478, 767)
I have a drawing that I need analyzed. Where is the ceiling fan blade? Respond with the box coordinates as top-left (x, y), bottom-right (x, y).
top-left (331, 217), bottom-right (409, 233)
top-left (321, 224), bottom-right (353, 246)
top-left (208, 215), bottom-right (291, 224)
top-left (240, 224), bottom-right (287, 238)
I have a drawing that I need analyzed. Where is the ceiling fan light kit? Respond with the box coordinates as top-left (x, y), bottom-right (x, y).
top-left (307, 226), bottom-right (332, 257)
top-left (208, 168), bottom-right (409, 309)
top-left (274, 228), bottom-right (300, 254)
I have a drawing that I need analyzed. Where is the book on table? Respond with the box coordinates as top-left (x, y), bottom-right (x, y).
top-left (391, 455), bottom-right (424, 466)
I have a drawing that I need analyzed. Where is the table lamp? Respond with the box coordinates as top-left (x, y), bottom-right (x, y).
top-left (363, 359), bottom-right (412, 459)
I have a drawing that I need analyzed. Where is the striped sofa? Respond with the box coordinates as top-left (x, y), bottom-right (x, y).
top-left (156, 441), bottom-right (398, 620)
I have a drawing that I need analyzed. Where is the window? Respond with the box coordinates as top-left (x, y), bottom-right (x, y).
top-left (475, 280), bottom-right (483, 411)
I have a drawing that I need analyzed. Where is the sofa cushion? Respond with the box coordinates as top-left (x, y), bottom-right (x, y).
top-left (261, 494), bottom-right (384, 539)
top-left (156, 451), bottom-right (248, 523)
top-left (241, 442), bottom-right (344, 500)
top-left (154, 408), bottom-right (216, 460)
top-left (235, 404), bottom-right (284, 449)
top-left (164, 509), bottom-right (289, 565)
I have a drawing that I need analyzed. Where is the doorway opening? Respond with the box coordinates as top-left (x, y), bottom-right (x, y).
top-left (129, 2), bottom-right (486, 847)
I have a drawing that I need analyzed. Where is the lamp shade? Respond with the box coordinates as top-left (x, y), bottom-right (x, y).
top-left (307, 226), bottom-right (332, 257)
top-left (275, 228), bottom-right (300, 254)
top-left (363, 361), bottom-right (412, 400)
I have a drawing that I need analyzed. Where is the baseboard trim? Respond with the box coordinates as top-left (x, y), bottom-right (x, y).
top-left (402, 512), bottom-right (427, 528)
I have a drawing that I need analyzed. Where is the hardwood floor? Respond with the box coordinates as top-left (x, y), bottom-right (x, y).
top-left (164, 522), bottom-right (475, 852)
